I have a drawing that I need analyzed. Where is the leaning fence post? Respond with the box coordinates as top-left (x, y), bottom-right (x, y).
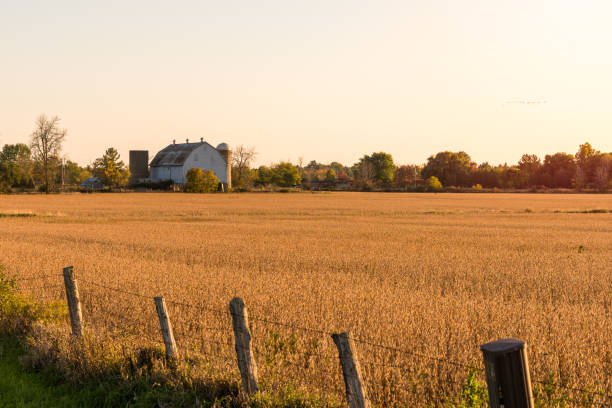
top-left (229, 297), bottom-right (259, 395)
top-left (62, 266), bottom-right (83, 337)
top-left (332, 331), bottom-right (371, 408)
top-left (481, 338), bottom-right (534, 408)
top-left (154, 296), bottom-right (179, 360)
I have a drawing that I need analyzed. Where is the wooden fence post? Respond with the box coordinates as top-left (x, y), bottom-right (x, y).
top-left (62, 266), bottom-right (83, 337)
top-left (154, 296), bottom-right (179, 360)
top-left (229, 297), bottom-right (259, 395)
top-left (481, 338), bottom-right (534, 408)
top-left (332, 332), bottom-right (371, 408)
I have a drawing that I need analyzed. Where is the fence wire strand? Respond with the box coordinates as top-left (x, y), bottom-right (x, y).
top-left (11, 274), bottom-right (610, 407)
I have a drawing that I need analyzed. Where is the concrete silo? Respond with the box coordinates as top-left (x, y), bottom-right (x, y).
top-left (216, 143), bottom-right (232, 189)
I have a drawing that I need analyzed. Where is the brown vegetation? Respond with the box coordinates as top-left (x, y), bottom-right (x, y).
top-left (0, 193), bottom-right (610, 406)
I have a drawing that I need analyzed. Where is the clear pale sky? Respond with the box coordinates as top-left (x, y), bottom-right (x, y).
top-left (1, 1), bottom-right (610, 167)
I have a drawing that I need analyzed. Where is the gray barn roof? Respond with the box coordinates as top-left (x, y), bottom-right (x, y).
top-left (150, 142), bottom-right (216, 167)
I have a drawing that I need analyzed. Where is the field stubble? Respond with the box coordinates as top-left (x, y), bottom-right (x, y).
top-left (0, 192), bottom-right (610, 406)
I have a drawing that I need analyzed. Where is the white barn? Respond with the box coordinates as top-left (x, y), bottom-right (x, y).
top-left (149, 139), bottom-right (232, 188)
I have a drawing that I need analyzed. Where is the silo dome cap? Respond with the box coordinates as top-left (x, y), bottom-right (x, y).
top-left (216, 142), bottom-right (230, 151)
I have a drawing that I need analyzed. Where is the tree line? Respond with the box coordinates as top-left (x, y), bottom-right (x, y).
top-left (0, 115), bottom-right (130, 193)
top-left (231, 143), bottom-right (611, 192)
top-left (2, 114), bottom-right (610, 193)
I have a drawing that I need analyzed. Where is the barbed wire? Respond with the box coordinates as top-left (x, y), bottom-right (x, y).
top-left (79, 279), bottom-right (153, 300)
top-left (351, 337), bottom-right (481, 371)
top-left (23, 277), bottom-right (609, 407)
top-left (533, 379), bottom-right (612, 401)
top-left (19, 284), bottom-right (64, 291)
top-left (14, 274), bottom-right (63, 282)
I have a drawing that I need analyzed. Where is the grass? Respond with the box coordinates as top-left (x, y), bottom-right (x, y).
top-left (0, 192), bottom-right (610, 407)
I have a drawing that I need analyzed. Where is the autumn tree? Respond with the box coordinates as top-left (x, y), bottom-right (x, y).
top-left (394, 165), bottom-right (419, 190)
top-left (231, 145), bottom-right (257, 188)
top-left (93, 148), bottom-right (130, 188)
top-left (325, 168), bottom-right (336, 181)
top-left (29, 115), bottom-right (66, 193)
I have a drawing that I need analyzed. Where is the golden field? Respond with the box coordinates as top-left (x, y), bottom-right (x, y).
top-left (0, 192), bottom-right (610, 406)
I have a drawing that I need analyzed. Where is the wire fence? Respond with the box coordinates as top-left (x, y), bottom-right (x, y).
top-left (10, 273), bottom-right (612, 408)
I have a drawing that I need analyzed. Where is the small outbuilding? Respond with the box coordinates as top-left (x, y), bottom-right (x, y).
top-left (149, 139), bottom-right (232, 188)
top-left (80, 177), bottom-right (105, 189)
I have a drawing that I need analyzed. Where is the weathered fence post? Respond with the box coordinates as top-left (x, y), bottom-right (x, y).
top-left (154, 296), bottom-right (179, 360)
top-left (481, 338), bottom-right (534, 408)
top-left (332, 332), bottom-right (371, 408)
top-left (62, 266), bottom-right (83, 337)
top-left (229, 297), bottom-right (259, 395)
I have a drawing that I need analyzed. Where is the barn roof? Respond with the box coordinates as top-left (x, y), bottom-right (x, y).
top-left (150, 142), bottom-right (216, 167)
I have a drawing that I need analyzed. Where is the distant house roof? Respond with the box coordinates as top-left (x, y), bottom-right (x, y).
top-left (150, 142), bottom-right (217, 167)
top-left (80, 177), bottom-right (105, 188)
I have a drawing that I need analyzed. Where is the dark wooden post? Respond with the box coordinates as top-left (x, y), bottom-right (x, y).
top-left (62, 266), bottom-right (83, 337)
top-left (481, 338), bottom-right (534, 408)
top-left (154, 296), bottom-right (179, 360)
top-left (229, 297), bottom-right (259, 394)
top-left (332, 332), bottom-right (371, 408)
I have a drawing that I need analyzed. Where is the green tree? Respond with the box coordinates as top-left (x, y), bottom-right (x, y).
top-left (93, 148), bottom-right (130, 188)
top-left (271, 162), bottom-right (301, 187)
top-left (0, 144), bottom-right (34, 187)
top-left (61, 160), bottom-right (87, 185)
top-left (541, 153), bottom-right (576, 188)
top-left (472, 162), bottom-right (499, 188)
top-left (29, 114), bottom-right (66, 193)
top-left (574, 142), bottom-right (599, 188)
top-left (354, 152), bottom-right (396, 187)
top-left (422, 151), bottom-right (473, 187)
top-left (499, 166), bottom-right (528, 189)
top-left (591, 152), bottom-right (612, 191)
top-left (518, 154), bottom-right (542, 186)
top-left (325, 168), bottom-right (336, 181)
top-left (185, 168), bottom-right (219, 192)
top-left (255, 166), bottom-right (273, 186)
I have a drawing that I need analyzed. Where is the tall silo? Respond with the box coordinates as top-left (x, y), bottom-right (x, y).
top-left (216, 143), bottom-right (232, 189)
top-left (129, 150), bottom-right (149, 184)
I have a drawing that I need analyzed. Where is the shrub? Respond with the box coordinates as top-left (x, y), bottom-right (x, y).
top-left (0, 266), bottom-right (66, 334)
top-left (185, 168), bottom-right (219, 193)
top-left (452, 368), bottom-right (488, 408)
top-left (425, 176), bottom-right (443, 191)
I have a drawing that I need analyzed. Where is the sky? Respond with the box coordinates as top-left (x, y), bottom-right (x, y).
top-left (1, 0), bottom-right (611, 167)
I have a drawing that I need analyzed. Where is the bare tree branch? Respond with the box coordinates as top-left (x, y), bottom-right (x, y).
top-left (29, 114), bottom-right (67, 193)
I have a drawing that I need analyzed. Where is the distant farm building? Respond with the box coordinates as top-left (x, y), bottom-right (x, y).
top-left (129, 139), bottom-right (232, 188)
top-left (80, 177), bottom-right (105, 189)
top-left (129, 150), bottom-right (149, 184)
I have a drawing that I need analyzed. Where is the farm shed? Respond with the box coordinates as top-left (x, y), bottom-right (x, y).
top-left (149, 139), bottom-right (231, 188)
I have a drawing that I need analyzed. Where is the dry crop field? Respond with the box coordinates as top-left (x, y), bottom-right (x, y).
top-left (0, 192), bottom-right (610, 406)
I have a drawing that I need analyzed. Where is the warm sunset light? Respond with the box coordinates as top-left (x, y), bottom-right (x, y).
top-left (1, 3), bottom-right (610, 407)
top-left (1, 1), bottom-right (610, 166)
